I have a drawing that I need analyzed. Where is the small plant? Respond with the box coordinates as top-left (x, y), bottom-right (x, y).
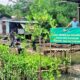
top-left (0, 45), bottom-right (66, 80)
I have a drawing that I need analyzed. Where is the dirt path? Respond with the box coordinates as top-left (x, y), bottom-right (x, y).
top-left (68, 64), bottom-right (80, 76)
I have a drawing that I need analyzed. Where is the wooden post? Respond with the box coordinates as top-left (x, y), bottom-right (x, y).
top-left (38, 36), bottom-right (42, 80)
top-left (64, 51), bottom-right (67, 58)
top-left (77, 3), bottom-right (80, 21)
top-left (64, 51), bottom-right (68, 73)
top-left (43, 39), bottom-right (45, 54)
top-left (50, 43), bottom-right (52, 56)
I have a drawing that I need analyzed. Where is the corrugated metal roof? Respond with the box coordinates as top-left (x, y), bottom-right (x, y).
top-left (9, 20), bottom-right (38, 24)
top-left (0, 19), bottom-right (38, 24)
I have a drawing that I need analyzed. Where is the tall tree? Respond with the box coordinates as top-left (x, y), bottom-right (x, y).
top-left (25, 0), bottom-right (77, 40)
top-left (12, 0), bottom-right (33, 16)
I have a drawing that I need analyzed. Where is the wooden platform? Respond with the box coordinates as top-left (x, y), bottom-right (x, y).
top-left (43, 48), bottom-right (80, 51)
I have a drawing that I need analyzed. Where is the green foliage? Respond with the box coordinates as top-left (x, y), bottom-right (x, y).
top-left (25, 0), bottom-right (77, 40)
top-left (0, 4), bottom-right (11, 15)
top-left (11, 0), bottom-right (32, 17)
top-left (62, 57), bottom-right (71, 66)
top-left (0, 0), bottom-right (77, 28)
top-left (0, 45), bottom-right (66, 80)
top-left (0, 0), bottom-right (77, 20)
top-left (57, 13), bottom-right (70, 26)
top-left (26, 0), bottom-right (58, 40)
top-left (0, 4), bottom-right (6, 14)
top-left (12, 9), bottom-right (23, 19)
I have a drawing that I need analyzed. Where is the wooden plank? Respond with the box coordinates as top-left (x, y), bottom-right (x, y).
top-left (43, 48), bottom-right (80, 51)
top-left (44, 48), bottom-right (71, 51)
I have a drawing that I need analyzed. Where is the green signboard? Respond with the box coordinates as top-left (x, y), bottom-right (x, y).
top-left (50, 28), bottom-right (80, 44)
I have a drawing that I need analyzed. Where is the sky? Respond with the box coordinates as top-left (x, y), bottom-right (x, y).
top-left (0, 0), bottom-right (16, 5)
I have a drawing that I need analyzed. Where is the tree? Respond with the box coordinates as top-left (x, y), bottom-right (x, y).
top-left (12, 0), bottom-right (33, 16)
top-left (25, 0), bottom-right (77, 41)
top-left (26, 0), bottom-right (58, 41)
top-left (0, 4), bottom-right (8, 15)
top-left (0, 4), bottom-right (14, 16)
